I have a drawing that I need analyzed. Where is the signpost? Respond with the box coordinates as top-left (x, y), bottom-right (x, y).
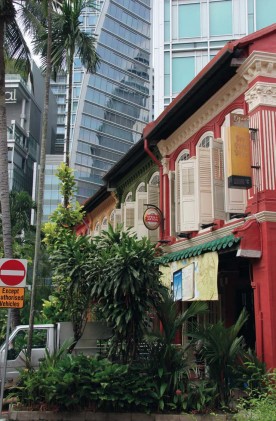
top-left (0, 259), bottom-right (27, 417)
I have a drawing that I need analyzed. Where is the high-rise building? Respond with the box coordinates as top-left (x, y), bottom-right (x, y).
top-left (153, 0), bottom-right (276, 118)
top-left (5, 63), bottom-right (57, 198)
top-left (50, 0), bottom-right (152, 204)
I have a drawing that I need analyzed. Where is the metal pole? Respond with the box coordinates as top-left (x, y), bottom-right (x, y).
top-left (0, 308), bottom-right (11, 417)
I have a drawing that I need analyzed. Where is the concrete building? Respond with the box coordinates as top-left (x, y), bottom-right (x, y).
top-left (153, 0), bottom-right (276, 118)
top-left (5, 63), bottom-right (57, 200)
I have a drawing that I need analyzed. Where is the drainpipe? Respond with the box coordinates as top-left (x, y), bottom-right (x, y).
top-left (144, 138), bottom-right (164, 240)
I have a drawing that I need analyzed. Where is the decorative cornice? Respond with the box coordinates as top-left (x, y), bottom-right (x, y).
top-left (245, 81), bottom-right (276, 111)
top-left (157, 74), bottom-right (247, 156)
top-left (157, 52), bottom-right (276, 157)
top-left (237, 51), bottom-right (276, 83)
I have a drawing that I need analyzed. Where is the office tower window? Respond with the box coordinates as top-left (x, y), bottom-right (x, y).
top-left (179, 3), bottom-right (201, 38)
top-left (172, 56), bottom-right (194, 94)
top-left (164, 52), bottom-right (170, 96)
top-left (210, 0), bottom-right (232, 36)
top-left (256, 0), bottom-right (276, 30)
top-left (164, 0), bottom-right (170, 42)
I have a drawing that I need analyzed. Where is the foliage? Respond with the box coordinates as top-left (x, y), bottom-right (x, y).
top-left (190, 308), bottom-right (249, 407)
top-left (43, 163), bottom-right (85, 250)
top-left (89, 225), bottom-right (165, 363)
top-left (144, 291), bottom-right (208, 394)
top-left (234, 369), bottom-right (276, 421)
top-left (45, 233), bottom-right (97, 342)
top-left (231, 348), bottom-right (267, 394)
top-left (11, 354), bottom-right (159, 412)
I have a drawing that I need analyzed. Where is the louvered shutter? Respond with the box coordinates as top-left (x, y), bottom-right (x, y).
top-left (136, 192), bottom-right (148, 239)
top-left (225, 188), bottom-right (247, 213)
top-left (175, 166), bottom-right (181, 232)
top-left (170, 172), bottom-right (176, 237)
top-left (179, 158), bottom-right (199, 231)
top-left (124, 202), bottom-right (135, 232)
top-left (197, 146), bottom-right (213, 224)
top-left (147, 184), bottom-right (160, 242)
top-left (113, 209), bottom-right (122, 230)
top-left (212, 138), bottom-right (226, 220)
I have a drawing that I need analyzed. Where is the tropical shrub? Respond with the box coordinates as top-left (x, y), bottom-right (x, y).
top-left (190, 308), bottom-right (249, 407)
top-left (234, 369), bottom-right (276, 421)
top-left (89, 225), bottom-right (165, 363)
top-left (11, 354), bottom-right (158, 412)
top-left (144, 291), bottom-right (208, 395)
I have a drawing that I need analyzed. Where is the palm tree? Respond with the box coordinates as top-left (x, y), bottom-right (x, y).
top-left (20, 0), bottom-right (55, 358)
top-left (191, 307), bottom-right (249, 407)
top-left (0, 0), bottom-right (33, 327)
top-left (145, 291), bottom-right (208, 393)
top-left (0, 1), bottom-right (32, 258)
top-left (33, 0), bottom-right (100, 175)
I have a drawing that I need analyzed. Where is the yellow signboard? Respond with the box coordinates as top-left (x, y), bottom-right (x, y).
top-left (226, 114), bottom-right (252, 189)
top-left (0, 287), bottom-right (25, 308)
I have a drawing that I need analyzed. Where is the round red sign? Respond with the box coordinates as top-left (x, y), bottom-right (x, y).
top-left (143, 207), bottom-right (162, 230)
top-left (0, 259), bottom-right (26, 286)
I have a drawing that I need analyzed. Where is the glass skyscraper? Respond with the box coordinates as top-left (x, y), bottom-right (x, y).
top-left (50, 0), bottom-right (152, 204)
top-left (153, 0), bottom-right (276, 118)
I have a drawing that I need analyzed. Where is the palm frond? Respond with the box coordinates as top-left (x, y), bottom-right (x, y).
top-left (5, 20), bottom-right (32, 81)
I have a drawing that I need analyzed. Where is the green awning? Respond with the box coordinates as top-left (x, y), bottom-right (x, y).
top-left (157, 234), bottom-right (240, 264)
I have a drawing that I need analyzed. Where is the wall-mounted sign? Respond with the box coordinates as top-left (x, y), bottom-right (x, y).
top-left (227, 113), bottom-right (252, 189)
top-left (0, 287), bottom-right (25, 308)
top-left (143, 206), bottom-right (162, 230)
top-left (5, 89), bottom-right (17, 103)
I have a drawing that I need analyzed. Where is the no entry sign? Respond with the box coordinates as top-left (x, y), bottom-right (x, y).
top-left (0, 259), bottom-right (27, 287)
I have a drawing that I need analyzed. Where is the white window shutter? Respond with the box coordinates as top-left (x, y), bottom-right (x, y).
top-left (179, 158), bottom-right (199, 231)
top-left (170, 172), bottom-right (176, 237)
top-left (212, 138), bottom-right (226, 220)
top-left (113, 209), bottom-right (122, 230)
top-left (136, 192), bottom-right (148, 239)
top-left (225, 188), bottom-right (247, 213)
top-left (147, 184), bottom-right (160, 243)
top-left (175, 165), bottom-right (181, 232)
top-left (197, 146), bottom-right (213, 224)
top-left (124, 202), bottom-right (135, 231)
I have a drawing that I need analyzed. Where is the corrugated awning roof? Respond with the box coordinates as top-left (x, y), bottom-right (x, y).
top-left (157, 234), bottom-right (240, 264)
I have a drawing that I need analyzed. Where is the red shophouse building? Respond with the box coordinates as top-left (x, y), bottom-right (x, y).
top-left (142, 25), bottom-right (276, 369)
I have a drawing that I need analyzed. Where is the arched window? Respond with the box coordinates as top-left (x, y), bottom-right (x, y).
top-left (125, 192), bottom-right (133, 202)
top-left (197, 133), bottom-right (213, 148)
top-left (101, 216), bottom-right (108, 231)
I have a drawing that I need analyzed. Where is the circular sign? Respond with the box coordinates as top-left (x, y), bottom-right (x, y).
top-left (0, 259), bottom-right (26, 286)
top-left (143, 207), bottom-right (162, 230)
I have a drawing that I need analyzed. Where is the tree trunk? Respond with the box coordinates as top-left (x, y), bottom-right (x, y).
top-left (64, 55), bottom-right (73, 208)
top-left (27, 0), bottom-right (52, 359)
top-left (0, 22), bottom-right (12, 258)
top-left (0, 19), bottom-right (19, 328)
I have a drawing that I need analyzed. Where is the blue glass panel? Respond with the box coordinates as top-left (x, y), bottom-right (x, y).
top-left (256, 0), bottom-right (276, 30)
top-left (172, 57), bottom-right (195, 94)
top-left (210, 1), bottom-right (232, 36)
top-left (179, 4), bottom-right (201, 38)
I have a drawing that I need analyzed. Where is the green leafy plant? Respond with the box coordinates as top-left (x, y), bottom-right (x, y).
top-left (89, 225), bottom-right (165, 363)
top-left (190, 308), bottom-right (249, 407)
top-left (234, 369), bottom-right (276, 421)
top-left (145, 291), bottom-right (208, 394)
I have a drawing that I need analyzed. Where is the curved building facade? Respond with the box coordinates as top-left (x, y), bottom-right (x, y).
top-left (69, 0), bottom-right (152, 202)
